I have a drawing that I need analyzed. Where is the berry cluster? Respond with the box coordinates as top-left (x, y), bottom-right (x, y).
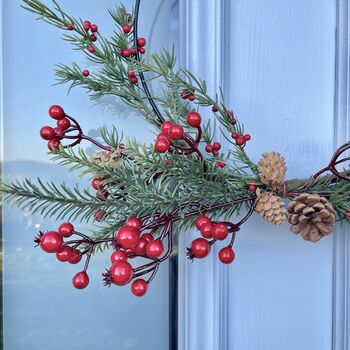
top-left (187, 215), bottom-right (236, 264)
top-left (83, 20), bottom-right (98, 53)
top-left (119, 36), bottom-right (146, 58)
top-left (205, 142), bottom-right (221, 156)
top-left (40, 105), bottom-right (71, 150)
top-left (154, 121), bottom-right (185, 153)
top-left (127, 71), bottom-right (138, 84)
top-left (180, 90), bottom-right (195, 101)
top-left (91, 177), bottom-right (109, 200)
top-left (231, 132), bottom-right (251, 147)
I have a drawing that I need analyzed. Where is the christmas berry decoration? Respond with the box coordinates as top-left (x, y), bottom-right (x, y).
top-left (56, 246), bottom-right (73, 262)
top-left (49, 105), bottom-right (65, 120)
top-left (117, 226), bottom-right (139, 249)
top-left (90, 24), bottom-right (98, 32)
top-left (218, 247), bottom-right (235, 264)
top-left (186, 111), bottom-right (201, 127)
top-left (168, 124), bottom-right (184, 140)
top-left (111, 250), bottom-right (128, 263)
top-left (5, 0), bottom-right (350, 304)
top-left (248, 184), bottom-right (257, 191)
top-left (40, 126), bottom-right (55, 140)
top-left (72, 271), bottom-right (89, 289)
top-left (211, 223), bottom-right (228, 241)
top-left (190, 238), bottom-right (211, 259)
top-left (82, 70), bottom-right (90, 77)
top-left (110, 261), bottom-right (134, 285)
top-left (39, 231), bottom-right (63, 253)
top-left (137, 37), bottom-right (146, 47)
top-left (83, 20), bottom-right (91, 31)
top-left (122, 24), bottom-right (131, 33)
top-left (56, 117), bottom-right (70, 130)
top-left (146, 240), bottom-right (164, 258)
top-left (131, 279), bottom-right (148, 297)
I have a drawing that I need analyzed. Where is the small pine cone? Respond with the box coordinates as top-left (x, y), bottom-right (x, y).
top-left (255, 191), bottom-right (287, 225)
top-left (258, 152), bottom-right (287, 192)
top-left (91, 148), bottom-right (123, 174)
top-left (287, 193), bottom-right (336, 242)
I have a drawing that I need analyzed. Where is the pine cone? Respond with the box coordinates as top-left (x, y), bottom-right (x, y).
top-left (258, 152), bottom-right (287, 192)
top-left (255, 191), bottom-right (287, 225)
top-left (287, 193), bottom-right (336, 242)
top-left (91, 148), bottom-right (123, 172)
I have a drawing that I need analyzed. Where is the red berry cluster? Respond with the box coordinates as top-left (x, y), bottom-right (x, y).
top-left (127, 71), bottom-right (138, 84)
top-left (205, 142), bottom-right (221, 156)
top-left (154, 121), bottom-right (185, 153)
top-left (40, 105), bottom-right (71, 150)
top-left (91, 177), bottom-right (109, 199)
top-left (231, 132), bottom-right (251, 147)
top-left (104, 217), bottom-right (165, 296)
top-left (187, 215), bottom-right (235, 264)
top-left (119, 35), bottom-right (146, 58)
top-left (83, 20), bottom-right (98, 53)
top-left (180, 90), bottom-right (195, 101)
top-left (214, 161), bottom-right (226, 168)
top-left (35, 223), bottom-right (89, 289)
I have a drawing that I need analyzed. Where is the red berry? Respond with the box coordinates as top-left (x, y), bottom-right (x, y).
top-left (111, 250), bottom-right (128, 263)
top-left (133, 238), bottom-right (148, 255)
top-left (138, 47), bottom-right (145, 54)
top-left (56, 246), bottom-right (73, 262)
top-left (244, 134), bottom-right (251, 141)
top-left (47, 139), bottom-right (60, 150)
top-left (248, 184), bottom-right (257, 191)
top-left (40, 231), bottom-right (63, 253)
top-left (212, 105), bottom-right (219, 112)
top-left (122, 24), bottom-right (131, 34)
top-left (93, 209), bottom-right (106, 222)
top-left (131, 279), bottom-right (148, 297)
top-left (231, 132), bottom-right (238, 139)
top-left (68, 249), bottom-right (82, 264)
top-left (188, 94), bottom-right (195, 101)
top-left (67, 24), bottom-right (74, 30)
top-left (82, 70), bottom-right (90, 77)
top-left (169, 125), bottom-right (184, 140)
top-left (231, 118), bottom-right (237, 125)
top-left (212, 142), bottom-right (221, 151)
top-left (140, 233), bottom-right (154, 243)
top-left (110, 261), bottom-right (133, 285)
top-left (126, 217), bottom-right (142, 231)
top-left (161, 121), bottom-right (174, 135)
top-left (130, 77), bottom-right (138, 84)
top-left (211, 223), bottom-right (228, 241)
top-left (72, 271), bottom-right (89, 289)
top-left (212, 149), bottom-right (219, 156)
top-left (195, 215), bottom-right (211, 230)
top-left (146, 240), bottom-right (164, 258)
top-left (235, 135), bottom-right (245, 146)
top-left (218, 247), bottom-right (235, 264)
top-left (40, 126), bottom-right (55, 140)
top-left (83, 20), bottom-right (91, 31)
top-left (130, 47), bottom-right (137, 55)
top-left (121, 49), bottom-right (131, 58)
top-left (200, 222), bottom-right (213, 239)
top-left (347, 211), bottom-right (350, 218)
top-left (91, 178), bottom-right (104, 191)
top-left (116, 226), bottom-right (139, 249)
top-left (155, 137), bottom-right (171, 153)
top-left (58, 222), bottom-right (74, 237)
top-left (90, 34), bottom-right (97, 42)
top-left (90, 24), bottom-right (98, 32)
top-left (186, 111), bottom-right (201, 127)
top-left (88, 46), bottom-right (95, 53)
top-left (137, 37), bottom-right (146, 47)
top-left (57, 118), bottom-right (70, 131)
top-left (49, 105), bottom-right (65, 120)
top-left (190, 238), bottom-right (210, 259)
top-left (205, 144), bottom-right (213, 153)
top-left (127, 71), bottom-right (136, 78)
top-left (215, 161), bottom-right (226, 168)
top-left (53, 127), bottom-right (64, 140)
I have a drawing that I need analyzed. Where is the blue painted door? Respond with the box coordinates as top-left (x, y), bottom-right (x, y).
top-left (178, 1), bottom-right (347, 349)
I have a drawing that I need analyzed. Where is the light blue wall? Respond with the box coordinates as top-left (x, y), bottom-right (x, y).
top-left (2, 1), bottom-right (177, 349)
